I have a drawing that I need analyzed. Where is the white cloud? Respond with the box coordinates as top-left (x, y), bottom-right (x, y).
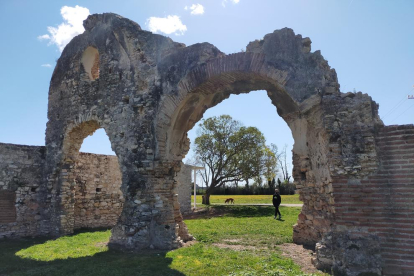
top-left (38, 34), bottom-right (50, 40)
top-left (222, 0), bottom-right (240, 7)
top-left (38, 5), bottom-right (90, 52)
top-left (41, 64), bottom-right (52, 68)
top-left (146, 15), bottom-right (187, 35)
top-left (185, 4), bottom-right (205, 15)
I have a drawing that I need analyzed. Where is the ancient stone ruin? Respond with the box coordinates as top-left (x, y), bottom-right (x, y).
top-left (0, 13), bottom-right (413, 275)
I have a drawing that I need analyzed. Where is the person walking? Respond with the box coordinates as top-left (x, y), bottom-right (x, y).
top-left (273, 189), bottom-right (282, 220)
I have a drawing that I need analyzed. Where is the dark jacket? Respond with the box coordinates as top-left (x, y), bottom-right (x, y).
top-left (273, 194), bottom-right (281, 207)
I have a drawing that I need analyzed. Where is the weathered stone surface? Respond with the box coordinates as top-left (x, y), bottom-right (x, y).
top-left (73, 153), bottom-right (124, 229)
top-left (1, 12), bottom-right (414, 275)
top-left (0, 143), bottom-right (48, 238)
top-left (0, 145), bottom-right (192, 236)
top-left (314, 230), bottom-right (382, 276)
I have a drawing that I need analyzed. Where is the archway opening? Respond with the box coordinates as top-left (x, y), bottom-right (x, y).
top-left (74, 129), bottom-right (124, 230)
top-left (159, 69), bottom-right (333, 248)
top-left (167, 87), bottom-right (311, 260)
top-left (184, 90), bottom-right (296, 200)
top-left (61, 122), bottom-right (124, 233)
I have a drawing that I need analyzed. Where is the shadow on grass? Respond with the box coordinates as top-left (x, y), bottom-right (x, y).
top-left (210, 205), bottom-right (300, 218)
top-left (0, 231), bottom-right (185, 276)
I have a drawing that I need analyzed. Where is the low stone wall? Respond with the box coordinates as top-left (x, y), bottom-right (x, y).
top-left (73, 153), bottom-right (124, 229)
top-left (0, 143), bottom-right (193, 238)
top-left (0, 143), bottom-right (46, 238)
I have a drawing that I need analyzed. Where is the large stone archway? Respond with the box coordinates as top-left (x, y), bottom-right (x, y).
top-left (155, 49), bottom-right (340, 247)
top-left (35, 13), bottom-right (413, 275)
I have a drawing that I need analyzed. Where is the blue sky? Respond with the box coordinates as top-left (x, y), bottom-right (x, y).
top-left (0, 1), bottom-right (413, 178)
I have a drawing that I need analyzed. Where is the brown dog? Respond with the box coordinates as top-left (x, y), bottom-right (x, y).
top-left (224, 198), bottom-right (235, 204)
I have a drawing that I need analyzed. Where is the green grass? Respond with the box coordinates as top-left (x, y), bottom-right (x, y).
top-left (2, 236), bottom-right (185, 276)
top-left (0, 206), bottom-right (323, 276)
top-left (191, 194), bottom-right (302, 205)
top-left (16, 230), bottom-right (109, 261)
top-left (168, 243), bottom-right (313, 276)
top-left (186, 206), bottom-right (300, 246)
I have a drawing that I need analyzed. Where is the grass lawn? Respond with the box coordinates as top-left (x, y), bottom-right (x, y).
top-left (191, 194), bottom-right (302, 205)
top-left (0, 206), bottom-right (323, 276)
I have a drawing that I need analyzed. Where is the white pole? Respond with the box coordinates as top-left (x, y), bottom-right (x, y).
top-left (193, 169), bottom-right (197, 209)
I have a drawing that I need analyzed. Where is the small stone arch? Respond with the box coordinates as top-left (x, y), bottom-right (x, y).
top-left (54, 120), bottom-right (124, 235)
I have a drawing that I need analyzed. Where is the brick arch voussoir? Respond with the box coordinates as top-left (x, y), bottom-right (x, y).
top-left (156, 52), bottom-right (293, 160)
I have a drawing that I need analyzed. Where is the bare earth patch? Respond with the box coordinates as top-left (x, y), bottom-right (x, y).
top-left (212, 238), bottom-right (266, 251)
top-left (181, 240), bottom-right (198, 248)
top-left (183, 207), bottom-right (228, 220)
top-left (95, 241), bottom-right (108, 248)
top-left (277, 243), bottom-right (320, 274)
top-left (211, 241), bottom-right (322, 274)
top-left (212, 243), bottom-right (262, 251)
top-left (222, 239), bottom-right (242, 243)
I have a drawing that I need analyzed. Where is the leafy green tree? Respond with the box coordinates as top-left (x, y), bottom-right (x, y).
top-left (194, 115), bottom-right (266, 204)
top-left (262, 145), bottom-right (278, 182)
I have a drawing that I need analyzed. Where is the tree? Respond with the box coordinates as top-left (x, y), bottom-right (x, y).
top-left (277, 178), bottom-right (282, 190)
top-left (268, 177), bottom-right (276, 193)
top-left (194, 115), bottom-right (266, 204)
top-left (262, 145), bottom-right (278, 182)
top-left (278, 144), bottom-right (291, 182)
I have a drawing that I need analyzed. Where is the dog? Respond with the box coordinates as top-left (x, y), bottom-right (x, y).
top-left (224, 198), bottom-right (235, 204)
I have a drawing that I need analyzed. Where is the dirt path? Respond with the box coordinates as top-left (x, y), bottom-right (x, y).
top-left (183, 204), bottom-right (302, 220)
top-left (198, 203), bottom-right (302, 207)
top-left (277, 243), bottom-right (321, 274)
top-left (218, 203), bottom-right (303, 207)
top-left (183, 206), bottom-right (228, 220)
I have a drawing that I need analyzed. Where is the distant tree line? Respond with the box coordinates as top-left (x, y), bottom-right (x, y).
top-left (192, 178), bottom-right (295, 196)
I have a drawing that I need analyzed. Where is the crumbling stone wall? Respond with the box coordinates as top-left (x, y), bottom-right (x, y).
top-left (0, 143), bottom-right (124, 237)
top-left (292, 91), bottom-right (383, 246)
top-left (74, 153), bottom-right (123, 229)
top-left (0, 143), bottom-right (47, 238)
top-left (0, 142), bottom-right (192, 237)
top-left (43, 14), bottom-right (194, 250)
top-left (313, 124), bottom-right (414, 275)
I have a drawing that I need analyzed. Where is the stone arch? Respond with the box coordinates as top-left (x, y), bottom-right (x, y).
top-left (56, 119), bottom-right (124, 234)
top-left (44, 13), bottom-right (192, 249)
top-left (157, 52), bottom-right (300, 160)
top-left (156, 50), bottom-right (336, 246)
